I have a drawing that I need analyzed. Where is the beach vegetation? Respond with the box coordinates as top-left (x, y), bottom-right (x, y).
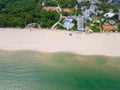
top-left (90, 22), bottom-right (100, 32)
top-left (56, 24), bottom-right (66, 30)
top-left (118, 24), bottom-right (120, 32)
top-left (91, 25), bottom-right (100, 32)
top-left (72, 19), bottom-right (77, 30)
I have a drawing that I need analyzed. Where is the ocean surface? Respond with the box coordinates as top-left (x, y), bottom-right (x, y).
top-left (0, 50), bottom-right (120, 90)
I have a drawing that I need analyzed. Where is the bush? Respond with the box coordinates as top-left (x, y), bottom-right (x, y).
top-left (91, 26), bottom-right (100, 32)
top-left (56, 24), bottom-right (66, 30)
top-left (118, 24), bottom-right (120, 32)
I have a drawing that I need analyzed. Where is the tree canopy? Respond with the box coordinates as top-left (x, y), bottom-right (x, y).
top-left (57, 0), bottom-right (76, 8)
top-left (0, 0), bottom-right (59, 28)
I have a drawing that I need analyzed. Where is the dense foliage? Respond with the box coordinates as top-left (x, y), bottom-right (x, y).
top-left (44, 0), bottom-right (57, 6)
top-left (0, 0), bottom-right (59, 28)
top-left (78, 1), bottom-right (91, 7)
top-left (0, 0), bottom-right (119, 30)
top-left (118, 24), bottom-right (120, 31)
top-left (95, 2), bottom-right (118, 12)
top-left (57, 0), bottom-right (76, 8)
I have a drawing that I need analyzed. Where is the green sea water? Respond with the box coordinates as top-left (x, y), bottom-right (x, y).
top-left (0, 50), bottom-right (120, 90)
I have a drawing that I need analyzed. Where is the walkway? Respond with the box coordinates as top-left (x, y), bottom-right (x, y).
top-left (51, 4), bottom-right (62, 29)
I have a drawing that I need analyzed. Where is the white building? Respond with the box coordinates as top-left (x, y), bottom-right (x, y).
top-left (103, 12), bottom-right (116, 18)
top-left (77, 15), bottom-right (84, 31)
top-left (82, 4), bottom-right (97, 19)
top-left (108, 0), bottom-right (113, 4)
top-left (77, 4), bottom-right (97, 32)
top-left (77, 0), bottom-right (101, 3)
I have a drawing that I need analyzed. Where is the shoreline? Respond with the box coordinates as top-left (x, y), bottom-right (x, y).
top-left (1, 49), bottom-right (120, 58)
top-left (0, 28), bottom-right (120, 57)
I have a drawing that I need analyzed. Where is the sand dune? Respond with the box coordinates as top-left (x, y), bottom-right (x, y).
top-left (0, 28), bottom-right (120, 56)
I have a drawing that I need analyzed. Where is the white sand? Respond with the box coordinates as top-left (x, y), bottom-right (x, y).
top-left (0, 28), bottom-right (120, 57)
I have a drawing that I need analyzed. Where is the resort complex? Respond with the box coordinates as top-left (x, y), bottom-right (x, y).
top-left (0, 0), bottom-right (120, 33)
top-left (56, 2), bottom-right (120, 33)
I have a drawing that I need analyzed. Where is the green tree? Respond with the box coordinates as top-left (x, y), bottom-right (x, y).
top-left (0, 0), bottom-right (59, 28)
top-left (118, 24), bottom-right (120, 32)
top-left (58, 0), bottom-right (76, 8)
top-left (0, 14), bottom-right (6, 27)
top-left (78, 1), bottom-right (91, 7)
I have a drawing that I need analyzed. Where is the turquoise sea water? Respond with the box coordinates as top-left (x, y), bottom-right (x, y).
top-left (0, 50), bottom-right (120, 90)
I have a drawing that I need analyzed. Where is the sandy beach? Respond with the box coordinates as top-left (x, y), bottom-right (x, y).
top-left (0, 28), bottom-right (120, 56)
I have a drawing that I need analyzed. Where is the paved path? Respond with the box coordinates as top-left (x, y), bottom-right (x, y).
top-left (51, 4), bottom-right (62, 29)
top-left (51, 13), bottom-right (62, 29)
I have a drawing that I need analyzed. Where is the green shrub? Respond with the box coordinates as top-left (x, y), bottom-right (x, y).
top-left (118, 24), bottom-right (120, 32)
top-left (91, 26), bottom-right (100, 32)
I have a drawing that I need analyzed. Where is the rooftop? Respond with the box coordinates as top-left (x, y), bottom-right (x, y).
top-left (104, 12), bottom-right (116, 18)
top-left (102, 23), bottom-right (116, 31)
top-left (63, 8), bottom-right (71, 13)
top-left (43, 6), bottom-right (60, 12)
